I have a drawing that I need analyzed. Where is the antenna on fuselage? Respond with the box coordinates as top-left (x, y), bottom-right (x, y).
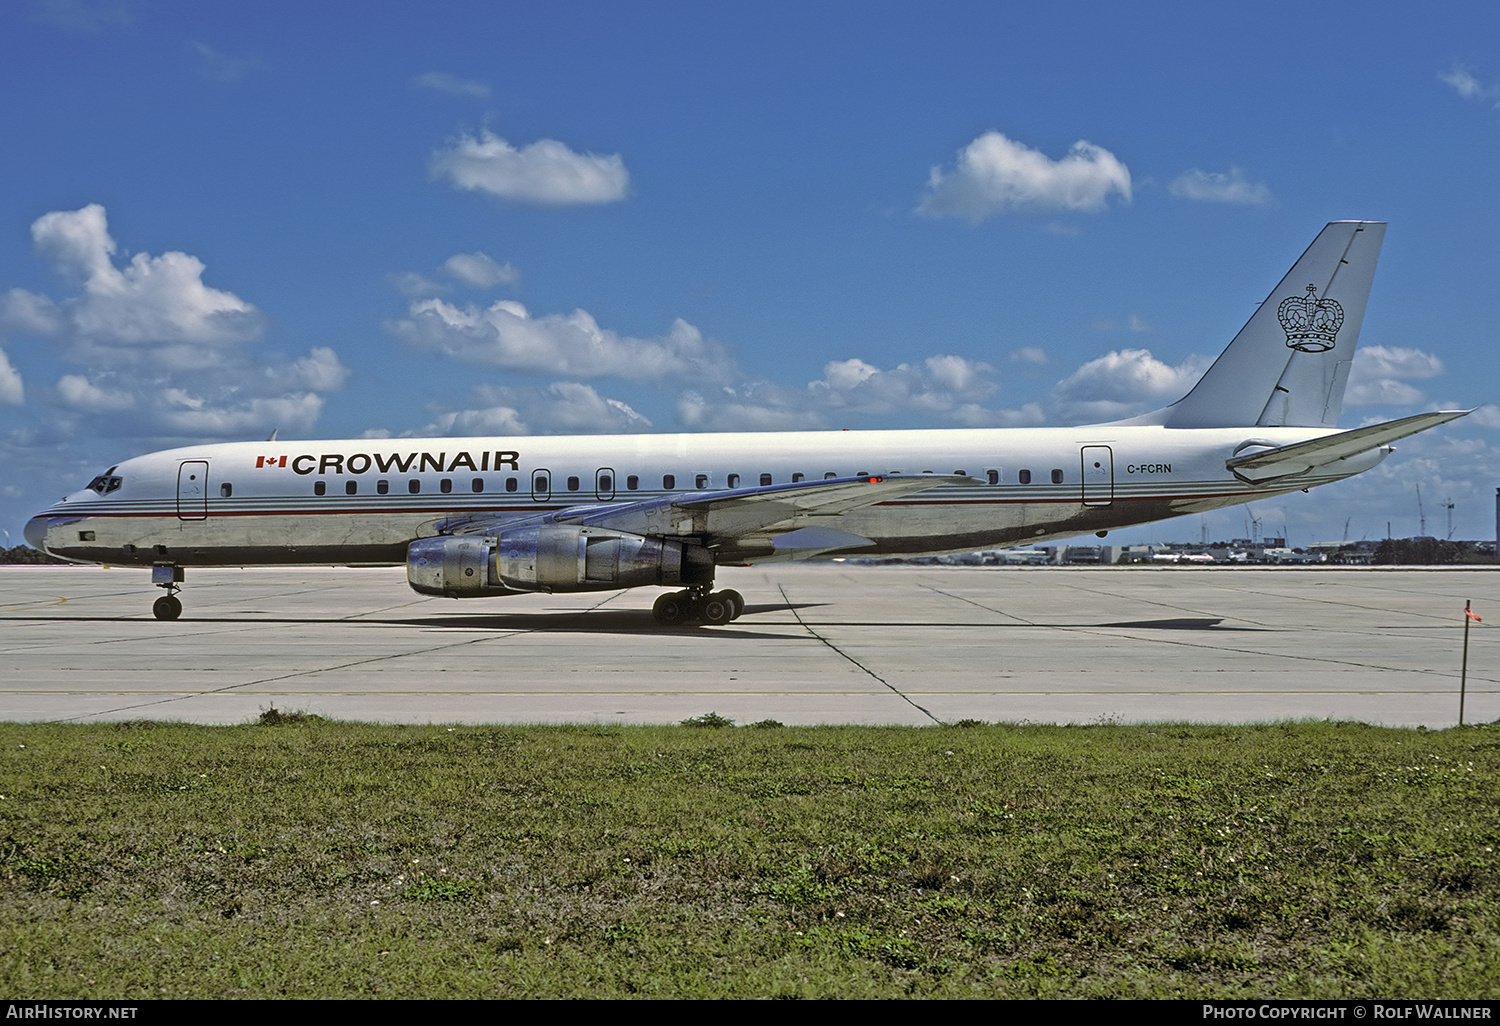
top-left (266, 428), bottom-right (279, 442)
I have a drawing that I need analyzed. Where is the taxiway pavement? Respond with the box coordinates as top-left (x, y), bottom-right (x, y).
top-left (1, 563), bottom-right (1495, 727)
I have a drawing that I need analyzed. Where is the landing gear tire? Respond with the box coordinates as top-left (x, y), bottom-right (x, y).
top-left (718, 589), bottom-right (744, 620)
top-left (699, 593), bottom-right (735, 626)
top-left (652, 591), bottom-right (693, 626)
top-left (152, 595), bottom-right (182, 621)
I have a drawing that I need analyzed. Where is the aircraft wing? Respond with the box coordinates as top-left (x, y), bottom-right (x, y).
top-left (434, 474), bottom-right (976, 558)
top-left (1226, 409), bottom-right (1473, 483)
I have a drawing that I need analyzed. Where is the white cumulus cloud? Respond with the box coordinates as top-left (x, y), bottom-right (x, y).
top-left (441, 251), bottom-right (519, 289)
top-left (414, 72), bottom-right (491, 99)
top-left (154, 393), bottom-right (327, 436)
top-left (389, 251), bottom-right (521, 298)
top-left (387, 297), bottom-right (734, 383)
top-left (1440, 65), bottom-right (1500, 105)
top-left (1169, 167), bottom-right (1273, 206)
top-left (265, 346), bottom-right (351, 392)
top-left (1463, 405), bottom-right (1500, 429)
top-left (0, 348), bottom-right (23, 405)
top-left (33, 0), bottom-right (132, 33)
top-left (918, 132), bottom-right (1131, 221)
top-left (191, 41), bottom-right (259, 83)
top-left (677, 386), bottom-right (829, 432)
top-left (1051, 348), bottom-right (1211, 423)
top-left (676, 354), bottom-right (1027, 431)
top-left (3, 204), bottom-right (346, 442)
top-left (1345, 344), bottom-right (1444, 407)
top-left (429, 130), bottom-right (630, 206)
top-left (811, 354), bottom-right (1000, 415)
top-left (12, 204), bottom-right (264, 364)
top-left (417, 382), bottom-right (652, 437)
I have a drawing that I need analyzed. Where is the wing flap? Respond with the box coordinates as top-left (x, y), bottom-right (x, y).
top-left (436, 474), bottom-right (975, 541)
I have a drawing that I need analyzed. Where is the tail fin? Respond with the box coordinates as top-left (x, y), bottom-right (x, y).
top-left (1134, 221), bottom-right (1385, 429)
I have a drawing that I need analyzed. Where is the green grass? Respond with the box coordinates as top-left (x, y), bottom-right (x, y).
top-left (2, 716), bottom-right (1498, 998)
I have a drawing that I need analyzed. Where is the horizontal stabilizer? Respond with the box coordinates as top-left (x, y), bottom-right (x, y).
top-left (1225, 410), bottom-right (1472, 483)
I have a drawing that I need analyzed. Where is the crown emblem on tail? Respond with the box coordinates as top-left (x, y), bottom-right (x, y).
top-left (1277, 283), bottom-right (1344, 352)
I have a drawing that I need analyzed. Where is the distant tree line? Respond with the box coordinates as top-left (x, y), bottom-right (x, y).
top-left (0, 545), bottom-right (68, 565)
top-left (1371, 538), bottom-right (1491, 565)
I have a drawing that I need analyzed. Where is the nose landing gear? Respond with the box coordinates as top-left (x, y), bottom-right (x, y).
top-left (151, 564), bottom-right (184, 620)
top-left (152, 593), bottom-right (182, 620)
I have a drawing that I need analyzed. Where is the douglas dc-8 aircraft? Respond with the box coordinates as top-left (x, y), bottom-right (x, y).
top-left (25, 222), bottom-right (1471, 625)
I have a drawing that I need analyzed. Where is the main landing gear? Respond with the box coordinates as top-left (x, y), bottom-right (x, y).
top-left (652, 586), bottom-right (745, 627)
top-left (151, 564), bottom-right (184, 620)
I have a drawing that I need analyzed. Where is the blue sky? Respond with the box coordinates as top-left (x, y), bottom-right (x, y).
top-left (2, 0), bottom-right (1498, 547)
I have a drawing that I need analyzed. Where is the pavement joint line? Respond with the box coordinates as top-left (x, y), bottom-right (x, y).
top-left (1175, 579), bottom-right (1484, 626)
top-left (47, 592), bottom-right (621, 723)
top-left (918, 583), bottom-right (1489, 681)
top-left (7, 689), bottom-right (1498, 697)
top-left (7, 565), bottom-right (1497, 727)
top-left (778, 583), bottom-right (943, 725)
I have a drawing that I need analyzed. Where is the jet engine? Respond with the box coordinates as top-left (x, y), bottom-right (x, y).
top-left (407, 526), bottom-right (713, 597)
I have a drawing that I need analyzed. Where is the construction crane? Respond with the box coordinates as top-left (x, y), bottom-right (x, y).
top-left (1443, 497), bottom-right (1456, 540)
top-left (1417, 484), bottom-right (1427, 537)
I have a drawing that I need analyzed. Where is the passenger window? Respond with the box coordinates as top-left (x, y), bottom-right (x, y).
top-left (627, 475), bottom-right (639, 491)
top-left (663, 474), bottom-right (675, 489)
top-left (471, 478), bottom-right (484, 493)
top-left (345, 481), bottom-right (357, 495)
top-left (792, 473), bottom-right (804, 483)
top-left (409, 479), bottom-right (421, 494)
top-left (440, 479), bottom-right (452, 493)
top-left (219, 483), bottom-right (233, 498)
top-left (727, 474), bottom-right (740, 488)
top-left (314, 481), bottom-right (327, 496)
top-left (759, 473), bottom-right (772, 486)
top-left (695, 474), bottom-right (708, 488)
top-left (824, 472), bottom-right (837, 479)
top-left (598, 473), bottom-right (612, 492)
top-left (506, 477), bottom-right (517, 492)
top-left (377, 479), bottom-right (389, 494)
top-left (1051, 469), bottom-right (1064, 484)
top-left (566, 476), bottom-right (579, 491)
top-left (1018, 470), bottom-right (1031, 485)
top-left (986, 470), bottom-right (999, 485)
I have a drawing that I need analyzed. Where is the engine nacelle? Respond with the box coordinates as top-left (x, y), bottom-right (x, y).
top-left (407, 527), bottom-right (713, 597)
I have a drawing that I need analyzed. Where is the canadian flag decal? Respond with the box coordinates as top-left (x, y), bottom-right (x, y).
top-left (256, 456), bottom-right (287, 468)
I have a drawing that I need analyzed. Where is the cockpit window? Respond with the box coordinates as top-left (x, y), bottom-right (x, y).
top-left (87, 467), bottom-right (123, 495)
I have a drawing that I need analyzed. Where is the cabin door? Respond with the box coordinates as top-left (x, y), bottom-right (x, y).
top-left (177, 461), bottom-right (209, 520)
top-left (1080, 446), bottom-right (1113, 507)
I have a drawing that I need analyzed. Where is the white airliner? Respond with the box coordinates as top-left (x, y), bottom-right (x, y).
top-left (25, 222), bottom-right (1470, 625)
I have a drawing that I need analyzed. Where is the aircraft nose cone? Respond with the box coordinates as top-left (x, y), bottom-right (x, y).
top-left (23, 515), bottom-right (50, 552)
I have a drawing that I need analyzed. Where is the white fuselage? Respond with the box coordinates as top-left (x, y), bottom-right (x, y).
top-left (25, 423), bottom-right (1379, 569)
